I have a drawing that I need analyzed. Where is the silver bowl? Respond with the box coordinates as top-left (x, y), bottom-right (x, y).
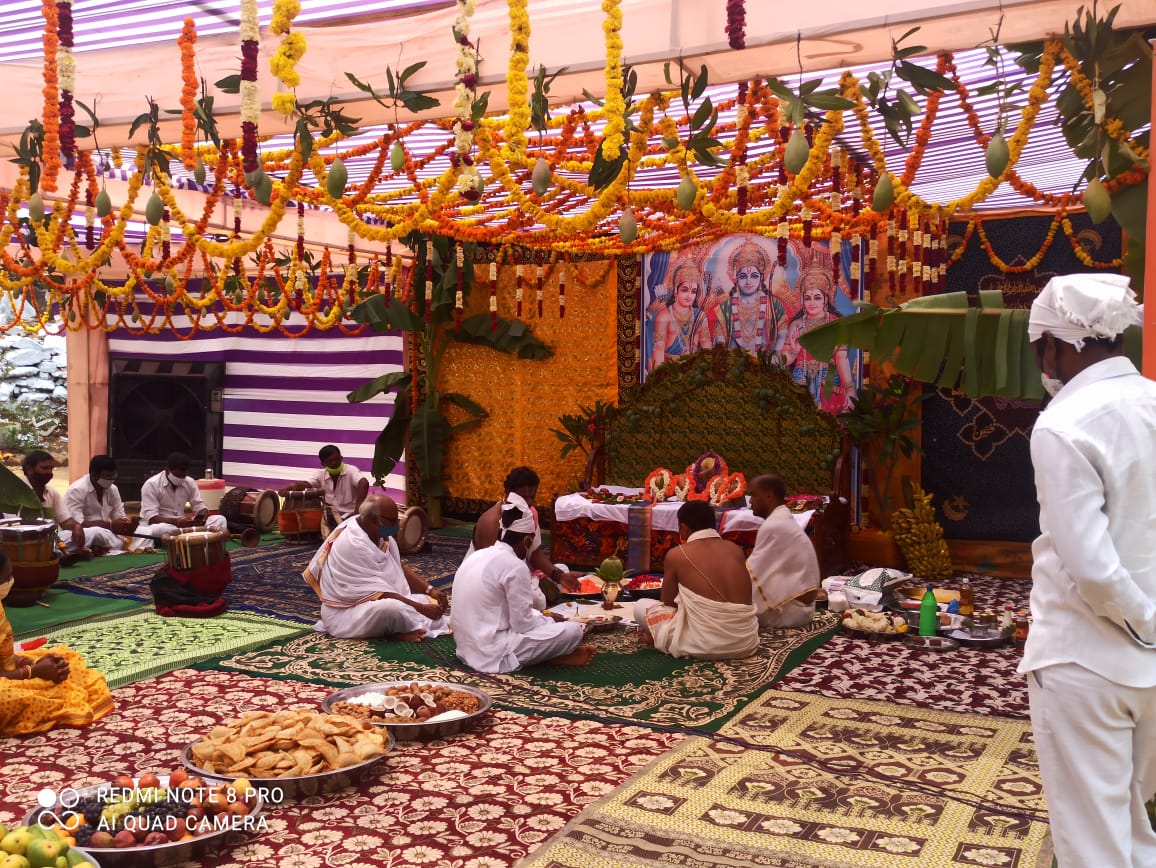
top-left (180, 728), bottom-right (393, 803)
top-left (23, 774), bottom-right (263, 867)
top-left (322, 681), bottom-right (493, 741)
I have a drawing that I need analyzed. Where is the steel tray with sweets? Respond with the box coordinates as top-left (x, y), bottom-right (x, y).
top-left (323, 681), bottom-right (493, 741)
top-left (180, 709), bottom-right (394, 802)
top-left (24, 771), bottom-right (264, 867)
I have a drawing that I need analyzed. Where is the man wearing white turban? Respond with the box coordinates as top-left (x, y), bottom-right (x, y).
top-left (1021, 272), bottom-right (1156, 867)
top-left (451, 499), bottom-right (593, 673)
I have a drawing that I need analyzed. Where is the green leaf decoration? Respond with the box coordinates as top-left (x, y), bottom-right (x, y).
top-left (346, 371), bottom-right (413, 404)
top-left (0, 464), bottom-right (44, 514)
top-left (455, 314), bottom-right (553, 359)
top-left (409, 405), bottom-right (449, 497)
top-left (349, 295), bottom-right (425, 333)
top-left (369, 391), bottom-right (412, 482)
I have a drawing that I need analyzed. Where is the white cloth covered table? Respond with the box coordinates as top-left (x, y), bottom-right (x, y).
top-left (553, 487), bottom-right (813, 534)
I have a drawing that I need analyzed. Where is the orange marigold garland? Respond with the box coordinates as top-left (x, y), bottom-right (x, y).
top-left (643, 468), bottom-right (674, 502)
top-left (40, 0), bottom-right (60, 193)
top-left (179, 18), bottom-right (199, 170)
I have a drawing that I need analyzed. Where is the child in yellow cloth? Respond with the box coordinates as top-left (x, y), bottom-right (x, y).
top-left (0, 548), bottom-right (113, 736)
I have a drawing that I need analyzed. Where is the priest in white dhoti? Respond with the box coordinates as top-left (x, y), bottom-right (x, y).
top-left (634, 500), bottom-right (760, 660)
top-left (137, 452), bottom-right (228, 541)
top-left (303, 496), bottom-right (449, 641)
top-left (452, 499), bottom-right (593, 673)
top-left (747, 474), bottom-right (821, 629)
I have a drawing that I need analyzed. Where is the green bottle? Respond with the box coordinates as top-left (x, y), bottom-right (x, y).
top-left (919, 585), bottom-right (938, 637)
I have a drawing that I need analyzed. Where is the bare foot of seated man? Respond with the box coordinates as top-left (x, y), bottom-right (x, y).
top-left (391, 629), bottom-right (426, 643)
top-left (547, 644), bottom-right (597, 666)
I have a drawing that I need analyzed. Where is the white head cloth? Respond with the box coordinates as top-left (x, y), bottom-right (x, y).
top-left (500, 491), bottom-right (537, 535)
top-left (1027, 273), bottom-right (1140, 350)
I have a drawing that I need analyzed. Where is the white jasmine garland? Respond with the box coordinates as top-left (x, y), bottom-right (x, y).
top-left (241, 80), bottom-right (260, 125)
top-left (240, 0), bottom-right (260, 42)
top-left (58, 48), bottom-right (76, 93)
top-left (735, 166), bottom-right (749, 187)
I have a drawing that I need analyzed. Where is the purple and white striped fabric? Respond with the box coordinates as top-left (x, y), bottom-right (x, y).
top-left (107, 306), bottom-right (406, 502)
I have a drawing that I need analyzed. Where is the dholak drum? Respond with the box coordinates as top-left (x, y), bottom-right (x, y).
top-left (219, 488), bottom-right (280, 533)
top-left (162, 528), bottom-right (229, 572)
top-left (1, 521), bottom-right (58, 563)
top-left (278, 488), bottom-right (325, 543)
top-left (397, 506), bottom-right (429, 555)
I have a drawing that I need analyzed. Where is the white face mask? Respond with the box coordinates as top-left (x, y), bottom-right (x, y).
top-left (1041, 373), bottom-right (1065, 398)
top-left (97, 478), bottom-right (114, 490)
top-left (166, 472), bottom-right (183, 487)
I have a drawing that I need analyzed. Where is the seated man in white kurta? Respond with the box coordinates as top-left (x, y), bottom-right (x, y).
top-left (137, 452), bottom-right (228, 541)
top-left (634, 500), bottom-right (760, 660)
top-left (280, 444), bottom-right (370, 525)
top-left (303, 495), bottom-right (449, 641)
top-left (62, 454), bottom-right (138, 553)
top-left (19, 450), bottom-right (95, 561)
top-left (452, 501), bottom-right (594, 673)
top-left (747, 474), bottom-right (821, 629)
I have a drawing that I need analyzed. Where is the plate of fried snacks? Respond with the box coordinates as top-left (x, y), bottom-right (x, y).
top-left (181, 709), bottom-right (393, 801)
top-left (323, 681), bottom-right (493, 741)
top-left (841, 608), bottom-right (909, 639)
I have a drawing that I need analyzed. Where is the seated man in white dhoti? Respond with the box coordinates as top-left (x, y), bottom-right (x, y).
top-left (634, 500), bottom-right (760, 660)
top-left (62, 455), bottom-right (138, 553)
top-left (19, 450), bottom-right (93, 563)
top-left (747, 474), bottom-right (821, 629)
top-left (137, 452), bottom-right (228, 541)
top-left (303, 495), bottom-right (450, 641)
top-left (452, 499), bottom-right (594, 673)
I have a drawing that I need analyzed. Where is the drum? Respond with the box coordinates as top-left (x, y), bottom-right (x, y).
top-left (278, 488), bottom-right (325, 543)
top-left (0, 522), bottom-right (58, 563)
top-left (162, 528), bottom-right (229, 572)
top-left (397, 506), bottom-right (429, 555)
top-left (219, 488), bottom-right (280, 532)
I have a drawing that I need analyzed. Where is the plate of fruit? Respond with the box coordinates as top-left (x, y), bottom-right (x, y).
top-left (841, 609), bottom-right (909, 639)
top-left (561, 575), bottom-right (605, 598)
top-left (0, 822), bottom-right (98, 868)
top-left (622, 574), bottom-right (663, 599)
top-left (323, 681), bottom-right (493, 741)
top-left (22, 769), bottom-right (263, 867)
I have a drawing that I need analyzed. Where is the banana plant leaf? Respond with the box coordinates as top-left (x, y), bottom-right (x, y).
top-left (456, 313), bottom-right (553, 359)
top-left (440, 391), bottom-right (489, 433)
top-left (798, 291), bottom-right (1143, 401)
top-left (367, 388), bottom-right (413, 481)
top-left (409, 404), bottom-right (450, 497)
top-left (0, 464), bottom-right (44, 514)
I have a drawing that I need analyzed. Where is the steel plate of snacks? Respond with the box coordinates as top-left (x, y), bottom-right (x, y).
top-left (323, 681), bottom-right (493, 741)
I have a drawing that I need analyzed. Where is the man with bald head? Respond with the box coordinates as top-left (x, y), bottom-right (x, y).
top-left (747, 474), bottom-right (821, 629)
top-left (303, 495), bottom-right (449, 641)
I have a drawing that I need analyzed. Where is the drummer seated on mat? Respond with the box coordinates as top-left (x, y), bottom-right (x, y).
top-left (137, 452), bottom-right (228, 541)
top-left (452, 500), bottom-right (594, 673)
top-left (19, 450), bottom-right (93, 563)
top-left (303, 495), bottom-right (449, 642)
top-left (634, 500), bottom-right (760, 660)
top-left (62, 455), bottom-right (142, 554)
top-left (279, 445), bottom-right (369, 525)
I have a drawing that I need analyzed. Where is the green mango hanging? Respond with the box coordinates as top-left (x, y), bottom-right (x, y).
top-left (27, 193), bottom-right (45, 223)
top-left (985, 131), bottom-right (1009, 179)
top-left (193, 158), bottom-right (207, 186)
top-left (871, 173), bottom-right (894, 213)
top-left (327, 157), bottom-right (348, 199)
top-left (531, 157), bottom-right (551, 196)
top-left (254, 172), bottom-right (274, 206)
top-left (676, 174), bottom-right (697, 210)
top-left (618, 207), bottom-right (637, 244)
top-left (784, 129), bottom-right (810, 175)
top-left (145, 191), bottom-right (165, 226)
top-left (95, 189), bottom-right (112, 218)
top-left (1083, 178), bottom-right (1112, 225)
top-left (390, 142), bottom-right (406, 173)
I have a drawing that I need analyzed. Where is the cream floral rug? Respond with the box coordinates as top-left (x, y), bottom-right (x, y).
top-left (521, 688), bottom-right (1051, 868)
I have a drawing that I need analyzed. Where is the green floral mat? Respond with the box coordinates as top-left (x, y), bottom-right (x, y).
top-left (41, 610), bottom-right (311, 689)
top-left (195, 610), bottom-right (840, 731)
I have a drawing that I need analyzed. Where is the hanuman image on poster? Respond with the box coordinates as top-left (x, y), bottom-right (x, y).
top-left (640, 233), bottom-right (863, 414)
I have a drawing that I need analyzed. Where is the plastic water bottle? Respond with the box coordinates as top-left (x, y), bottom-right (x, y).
top-left (919, 585), bottom-right (938, 637)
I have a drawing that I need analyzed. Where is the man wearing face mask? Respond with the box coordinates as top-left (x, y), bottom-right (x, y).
top-left (137, 452), bottom-right (229, 542)
top-left (280, 444), bottom-right (369, 528)
top-left (63, 454), bottom-right (137, 552)
top-left (303, 495), bottom-right (449, 641)
top-left (451, 500), bottom-right (593, 673)
top-left (18, 450), bottom-right (91, 561)
top-left (1022, 273), bottom-right (1156, 868)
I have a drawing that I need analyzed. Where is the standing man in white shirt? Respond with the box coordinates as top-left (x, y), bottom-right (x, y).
top-left (279, 444), bottom-right (369, 527)
top-left (1022, 273), bottom-right (1156, 868)
top-left (62, 455), bottom-right (137, 552)
top-left (137, 452), bottom-right (228, 541)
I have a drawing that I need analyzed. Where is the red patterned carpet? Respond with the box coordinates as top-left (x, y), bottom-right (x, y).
top-left (776, 575), bottom-right (1032, 718)
top-left (0, 669), bottom-right (685, 867)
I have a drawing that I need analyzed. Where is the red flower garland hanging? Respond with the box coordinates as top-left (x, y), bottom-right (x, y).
top-left (725, 0), bottom-right (746, 50)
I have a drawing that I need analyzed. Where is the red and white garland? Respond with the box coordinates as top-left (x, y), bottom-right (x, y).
top-left (239, 0), bottom-right (261, 174)
top-left (57, 0), bottom-right (76, 169)
top-left (452, 0), bottom-right (482, 200)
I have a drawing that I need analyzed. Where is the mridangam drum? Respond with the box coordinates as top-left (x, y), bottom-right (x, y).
top-left (162, 528), bottom-right (229, 572)
top-left (278, 488), bottom-right (325, 543)
top-left (397, 506), bottom-right (429, 555)
top-left (219, 488), bottom-right (280, 533)
top-left (1, 521), bottom-right (61, 606)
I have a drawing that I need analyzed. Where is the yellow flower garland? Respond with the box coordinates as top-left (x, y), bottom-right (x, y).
top-left (599, 0), bottom-right (625, 161)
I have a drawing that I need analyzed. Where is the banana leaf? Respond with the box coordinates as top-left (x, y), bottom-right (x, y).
top-left (798, 290), bottom-right (1144, 401)
top-left (409, 404), bottom-right (450, 497)
top-left (0, 464), bottom-right (43, 514)
top-left (367, 389), bottom-right (413, 482)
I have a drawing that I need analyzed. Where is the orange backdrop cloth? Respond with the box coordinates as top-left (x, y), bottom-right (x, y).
top-left (440, 260), bottom-right (619, 505)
